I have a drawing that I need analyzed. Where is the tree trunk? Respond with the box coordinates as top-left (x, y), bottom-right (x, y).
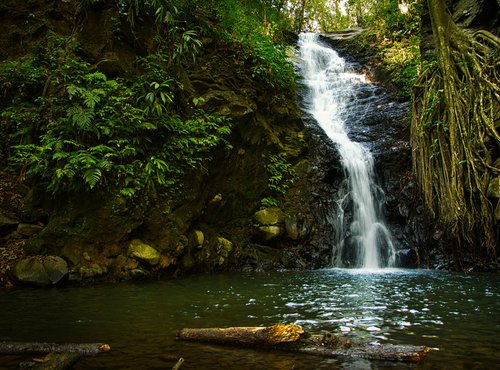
top-left (177, 325), bottom-right (429, 363)
top-left (295, 0), bottom-right (308, 33)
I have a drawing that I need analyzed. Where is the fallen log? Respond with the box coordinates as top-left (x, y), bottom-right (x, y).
top-left (1, 342), bottom-right (110, 370)
top-left (177, 324), bottom-right (429, 363)
top-left (0, 342), bottom-right (110, 355)
top-left (20, 352), bottom-right (81, 370)
top-left (178, 324), bottom-right (305, 346)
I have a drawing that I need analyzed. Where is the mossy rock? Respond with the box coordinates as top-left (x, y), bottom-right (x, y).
top-left (216, 236), bottom-right (233, 258)
top-left (254, 208), bottom-right (285, 226)
top-left (189, 230), bottom-right (204, 249)
top-left (11, 256), bottom-right (68, 287)
top-left (127, 239), bottom-right (160, 266)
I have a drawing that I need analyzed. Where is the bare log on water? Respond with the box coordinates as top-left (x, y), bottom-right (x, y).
top-left (178, 324), bottom-right (305, 346)
top-left (0, 342), bottom-right (110, 370)
top-left (177, 324), bottom-right (429, 363)
top-left (20, 352), bottom-right (82, 370)
top-left (0, 342), bottom-right (110, 355)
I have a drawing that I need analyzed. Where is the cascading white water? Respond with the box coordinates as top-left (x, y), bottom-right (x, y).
top-left (297, 33), bottom-right (395, 269)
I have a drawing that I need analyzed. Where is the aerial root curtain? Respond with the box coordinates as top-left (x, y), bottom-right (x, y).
top-left (411, 0), bottom-right (500, 260)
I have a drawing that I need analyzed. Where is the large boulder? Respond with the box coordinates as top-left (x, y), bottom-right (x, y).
top-left (11, 256), bottom-right (68, 287)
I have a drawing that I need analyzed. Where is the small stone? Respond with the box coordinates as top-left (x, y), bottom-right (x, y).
top-left (16, 223), bottom-right (44, 236)
top-left (209, 194), bottom-right (223, 204)
top-left (129, 269), bottom-right (147, 279)
top-left (217, 236), bottom-right (233, 252)
top-left (189, 230), bottom-right (204, 248)
top-left (257, 225), bottom-right (282, 241)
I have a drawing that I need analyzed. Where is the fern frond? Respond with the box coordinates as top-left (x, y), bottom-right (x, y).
top-left (67, 106), bottom-right (94, 131)
top-left (83, 168), bottom-right (102, 189)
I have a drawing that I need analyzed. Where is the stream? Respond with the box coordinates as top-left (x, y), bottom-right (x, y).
top-left (0, 269), bottom-right (499, 369)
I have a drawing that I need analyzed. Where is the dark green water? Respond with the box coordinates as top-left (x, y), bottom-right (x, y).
top-left (0, 269), bottom-right (499, 369)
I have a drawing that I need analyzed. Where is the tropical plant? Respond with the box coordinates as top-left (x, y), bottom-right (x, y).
top-left (261, 153), bottom-right (297, 208)
top-left (2, 33), bottom-right (231, 199)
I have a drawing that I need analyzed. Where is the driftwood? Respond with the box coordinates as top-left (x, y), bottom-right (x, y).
top-left (0, 342), bottom-right (110, 370)
top-left (177, 324), bottom-right (429, 363)
top-left (172, 357), bottom-right (184, 370)
top-left (0, 342), bottom-right (110, 355)
top-left (20, 352), bottom-right (82, 370)
top-left (178, 324), bottom-right (305, 346)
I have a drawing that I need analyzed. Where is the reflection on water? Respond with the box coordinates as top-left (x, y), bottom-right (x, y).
top-left (0, 269), bottom-right (499, 369)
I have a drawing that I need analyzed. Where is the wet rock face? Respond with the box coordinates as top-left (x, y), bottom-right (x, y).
top-left (448, 0), bottom-right (500, 34)
top-left (289, 33), bottom-right (430, 268)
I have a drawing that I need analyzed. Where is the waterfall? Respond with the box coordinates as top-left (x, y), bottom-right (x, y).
top-left (297, 33), bottom-right (395, 269)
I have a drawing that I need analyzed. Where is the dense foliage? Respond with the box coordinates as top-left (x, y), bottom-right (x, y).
top-left (0, 0), bottom-right (300, 200)
top-left (0, 33), bottom-right (232, 199)
top-left (283, 0), bottom-right (420, 33)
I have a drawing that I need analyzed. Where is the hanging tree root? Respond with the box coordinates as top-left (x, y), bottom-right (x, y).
top-left (177, 324), bottom-right (430, 363)
top-left (411, 0), bottom-right (500, 262)
top-left (0, 342), bottom-right (110, 370)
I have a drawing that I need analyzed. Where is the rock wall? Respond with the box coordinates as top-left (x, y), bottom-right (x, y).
top-left (0, 0), bottom-right (314, 286)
